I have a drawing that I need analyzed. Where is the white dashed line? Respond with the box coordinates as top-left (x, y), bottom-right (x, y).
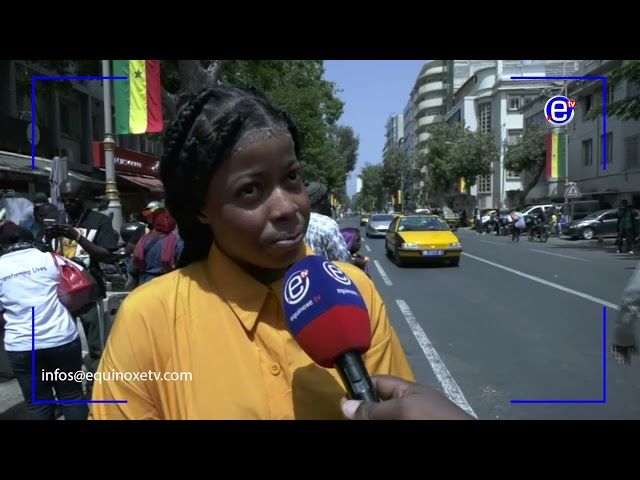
top-left (373, 260), bottom-right (393, 286)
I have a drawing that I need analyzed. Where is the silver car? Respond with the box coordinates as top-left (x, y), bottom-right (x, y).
top-left (365, 214), bottom-right (395, 238)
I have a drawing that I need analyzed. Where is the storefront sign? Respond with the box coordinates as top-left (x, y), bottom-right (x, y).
top-left (92, 142), bottom-right (159, 177)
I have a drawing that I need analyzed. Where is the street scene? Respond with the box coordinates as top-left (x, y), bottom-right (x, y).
top-left (340, 216), bottom-right (640, 420)
top-left (1, 59), bottom-right (639, 420)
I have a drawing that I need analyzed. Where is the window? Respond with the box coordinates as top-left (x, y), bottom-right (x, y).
top-left (625, 134), bottom-right (640, 170)
top-left (60, 100), bottom-right (80, 139)
top-left (477, 174), bottom-right (492, 193)
top-left (508, 96), bottom-right (520, 111)
top-left (601, 211), bottom-right (617, 221)
top-left (583, 94), bottom-right (592, 120)
top-left (478, 102), bottom-right (491, 134)
top-left (506, 169), bottom-right (520, 179)
top-left (599, 132), bottom-right (613, 165)
top-left (507, 129), bottom-right (523, 146)
top-left (582, 139), bottom-right (593, 166)
top-left (607, 83), bottom-right (615, 105)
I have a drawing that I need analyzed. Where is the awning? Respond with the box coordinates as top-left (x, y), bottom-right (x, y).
top-left (116, 173), bottom-right (164, 193)
top-left (0, 150), bottom-right (104, 185)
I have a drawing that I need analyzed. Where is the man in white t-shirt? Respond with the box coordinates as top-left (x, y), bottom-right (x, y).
top-left (0, 223), bottom-right (88, 420)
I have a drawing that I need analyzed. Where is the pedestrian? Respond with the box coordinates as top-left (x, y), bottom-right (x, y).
top-left (611, 260), bottom-right (640, 365)
top-left (304, 182), bottom-right (353, 263)
top-left (89, 85), bottom-right (414, 420)
top-left (45, 179), bottom-right (119, 379)
top-left (616, 200), bottom-right (637, 254)
top-left (0, 222), bottom-right (88, 420)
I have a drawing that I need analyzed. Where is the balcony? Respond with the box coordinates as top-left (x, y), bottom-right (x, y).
top-left (417, 97), bottom-right (443, 113)
top-left (417, 81), bottom-right (445, 100)
top-left (420, 64), bottom-right (445, 78)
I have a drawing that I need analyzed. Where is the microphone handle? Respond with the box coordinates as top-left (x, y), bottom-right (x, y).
top-left (334, 352), bottom-right (380, 403)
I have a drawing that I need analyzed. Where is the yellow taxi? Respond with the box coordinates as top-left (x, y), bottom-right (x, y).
top-left (384, 214), bottom-right (462, 267)
top-left (359, 213), bottom-right (371, 227)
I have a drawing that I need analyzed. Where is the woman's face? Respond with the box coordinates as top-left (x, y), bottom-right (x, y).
top-left (199, 134), bottom-right (310, 272)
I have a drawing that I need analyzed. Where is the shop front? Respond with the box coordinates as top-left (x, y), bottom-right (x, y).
top-left (92, 142), bottom-right (163, 221)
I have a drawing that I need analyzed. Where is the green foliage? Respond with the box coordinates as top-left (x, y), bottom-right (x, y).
top-left (425, 122), bottom-right (497, 196)
top-left (504, 126), bottom-right (550, 199)
top-left (586, 60), bottom-right (640, 121)
top-left (358, 163), bottom-right (386, 211)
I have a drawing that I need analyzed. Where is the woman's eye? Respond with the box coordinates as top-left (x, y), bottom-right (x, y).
top-left (287, 169), bottom-right (301, 181)
top-left (239, 185), bottom-right (259, 197)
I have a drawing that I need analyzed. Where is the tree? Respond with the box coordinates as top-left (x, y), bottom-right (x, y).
top-left (586, 60), bottom-right (640, 121)
top-left (359, 163), bottom-right (386, 212)
top-left (503, 126), bottom-right (549, 201)
top-left (424, 123), bottom-right (459, 196)
top-left (328, 124), bottom-right (360, 175)
top-left (425, 122), bottom-right (497, 198)
top-left (381, 146), bottom-right (412, 202)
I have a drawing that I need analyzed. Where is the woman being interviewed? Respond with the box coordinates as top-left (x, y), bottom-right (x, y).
top-left (90, 86), bottom-right (414, 420)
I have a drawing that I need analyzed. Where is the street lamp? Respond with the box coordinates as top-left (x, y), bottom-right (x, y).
top-left (101, 60), bottom-right (123, 238)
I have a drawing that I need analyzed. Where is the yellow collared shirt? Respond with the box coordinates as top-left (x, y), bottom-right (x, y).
top-left (90, 244), bottom-right (415, 420)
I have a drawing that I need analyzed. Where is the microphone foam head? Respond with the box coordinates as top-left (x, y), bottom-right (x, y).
top-left (282, 256), bottom-right (371, 368)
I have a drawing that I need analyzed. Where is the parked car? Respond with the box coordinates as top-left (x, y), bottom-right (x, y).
top-left (562, 208), bottom-right (640, 240)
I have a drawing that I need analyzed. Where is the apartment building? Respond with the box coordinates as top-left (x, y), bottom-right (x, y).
top-left (442, 60), bottom-right (580, 210)
top-left (521, 60), bottom-right (640, 209)
top-left (383, 114), bottom-right (404, 154)
top-left (0, 60), bottom-right (164, 218)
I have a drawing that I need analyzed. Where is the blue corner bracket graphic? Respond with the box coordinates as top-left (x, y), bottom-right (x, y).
top-left (510, 306), bottom-right (607, 404)
top-left (31, 75), bottom-right (128, 170)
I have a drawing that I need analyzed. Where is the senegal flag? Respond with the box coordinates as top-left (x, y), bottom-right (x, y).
top-left (113, 60), bottom-right (164, 135)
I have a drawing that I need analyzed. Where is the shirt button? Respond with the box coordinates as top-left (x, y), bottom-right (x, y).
top-left (270, 363), bottom-right (281, 375)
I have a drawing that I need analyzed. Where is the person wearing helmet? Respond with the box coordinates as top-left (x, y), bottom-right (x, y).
top-left (125, 201), bottom-right (164, 255)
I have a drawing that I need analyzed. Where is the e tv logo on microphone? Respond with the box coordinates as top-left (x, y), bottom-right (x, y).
top-left (284, 269), bottom-right (310, 305)
top-left (545, 95), bottom-right (576, 126)
top-left (322, 261), bottom-right (352, 286)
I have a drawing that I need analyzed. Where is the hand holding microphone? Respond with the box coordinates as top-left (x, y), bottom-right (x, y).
top-left (282, 256), bottom-right (379, 402)
top-left (340, 375), bottom-right (476, 420)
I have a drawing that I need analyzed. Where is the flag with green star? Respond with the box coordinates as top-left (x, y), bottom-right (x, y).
top-left (112, 60), bottom-right (164, 135)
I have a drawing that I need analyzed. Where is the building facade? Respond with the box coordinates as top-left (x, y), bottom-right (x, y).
top-left (0, 60), bottom-right (164, 219)
top-left (521, 60), bottom-right (640, 209)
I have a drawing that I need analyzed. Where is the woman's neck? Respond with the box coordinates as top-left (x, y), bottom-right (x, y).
top-left (240, 264), bottom-right (288, 286)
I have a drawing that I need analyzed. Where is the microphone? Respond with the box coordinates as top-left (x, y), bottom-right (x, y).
top-left (282, 255), bottom-right (380, 402)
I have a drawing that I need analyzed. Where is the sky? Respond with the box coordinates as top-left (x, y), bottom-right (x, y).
top-left (323, 60), bottom-right (429, 197)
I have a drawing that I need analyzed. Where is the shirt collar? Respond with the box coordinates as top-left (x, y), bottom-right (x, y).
top-left (206, 242), bottom-right (314, 332)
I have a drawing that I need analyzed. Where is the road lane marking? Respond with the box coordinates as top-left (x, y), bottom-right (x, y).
top-left (395, 299), bottom-right (477, 418)
top-left (364, 244), bottom-right (371, 252)
top-left (480, 239), bottom-right (504, 246)
top-left (462, 252), bottom-right (619, 310)
top-left (373, 260), bottom-right (393, 286)
top-left (530, 249), bottom-right (590, 262)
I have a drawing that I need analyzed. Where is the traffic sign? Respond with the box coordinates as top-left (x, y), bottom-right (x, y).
top-left (564, 182), bottom-right (582, 199)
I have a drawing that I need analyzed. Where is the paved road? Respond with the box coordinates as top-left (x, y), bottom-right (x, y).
top-left (352, 217), bottom-right (640, 420)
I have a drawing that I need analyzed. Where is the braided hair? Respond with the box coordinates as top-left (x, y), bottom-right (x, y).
top-left (160, 85), bottom-right (301, 268)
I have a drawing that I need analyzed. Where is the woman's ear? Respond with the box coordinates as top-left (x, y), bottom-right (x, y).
top-left (197, 209), bottom-right (212, 225)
